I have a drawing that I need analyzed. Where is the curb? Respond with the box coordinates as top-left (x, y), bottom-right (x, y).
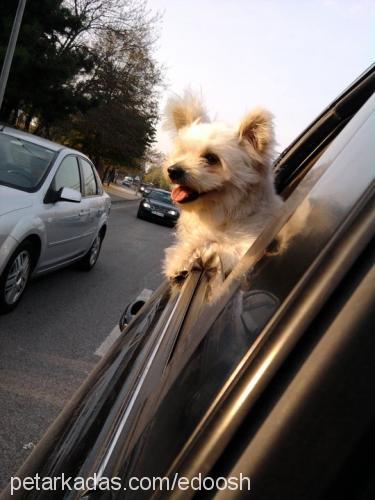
top-left (110, 198), bottom-right (139, 204)
top-left (104, 186), bottom-right (141, 204)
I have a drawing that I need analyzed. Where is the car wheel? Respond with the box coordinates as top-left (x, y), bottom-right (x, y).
top-left (78, 232), bottom-right (103, 271)
top-left (0, 242), bottom-right (34, 314)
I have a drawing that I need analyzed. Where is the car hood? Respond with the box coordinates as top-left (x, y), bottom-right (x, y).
top-left (146, 199), bottom-right (178, 211)
top-left (0, 185), bottom-right (33, 216)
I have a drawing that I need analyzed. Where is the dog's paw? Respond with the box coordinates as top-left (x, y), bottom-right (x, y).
top-left (164, 267), bottom-right (189, 294)
top-left (189, 242), bottom-right (225, 280)
top-left (170, 269), bottom-right (189, 285)
top-left (163, 246), bottom-right (189, 285)
top-left (164, 242), bottom-right (227, 297)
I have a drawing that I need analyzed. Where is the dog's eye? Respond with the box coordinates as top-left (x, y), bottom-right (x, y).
top-left (203, 153), bottom-right (219, 165)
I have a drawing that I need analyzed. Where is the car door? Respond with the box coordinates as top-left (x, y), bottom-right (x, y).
top-left (78, 157), bottom-right (102, 251)
top-left (42, 155), bottom-right (89, 269)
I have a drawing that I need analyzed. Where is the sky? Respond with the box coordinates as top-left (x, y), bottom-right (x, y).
top-left (150, 0), bottom-right (374, 156)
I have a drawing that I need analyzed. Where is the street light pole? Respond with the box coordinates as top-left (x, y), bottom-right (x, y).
top-left (0, 0), bottom-right (27, 113)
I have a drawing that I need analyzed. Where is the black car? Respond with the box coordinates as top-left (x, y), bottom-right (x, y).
top-left (2, 66), bottom-right (374, 500)
top-left (137, 188), bottom-right (180, 226)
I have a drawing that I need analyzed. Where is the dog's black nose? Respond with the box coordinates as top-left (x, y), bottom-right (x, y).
top-left (168, 165), bottom-right (185, 181)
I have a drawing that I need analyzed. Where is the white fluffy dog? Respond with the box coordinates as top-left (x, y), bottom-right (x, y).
top-left (163, 93), bottom-right (282, 294)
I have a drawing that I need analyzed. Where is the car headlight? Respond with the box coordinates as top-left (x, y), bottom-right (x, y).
top-left (143, 202), bottom-right (151, 209)
top-left (167, 209), bottom-right (177, 216)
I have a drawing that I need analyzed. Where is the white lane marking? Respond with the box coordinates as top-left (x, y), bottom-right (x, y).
top-left (94, 289), bottom-right (153, 357)
top-left (135, 288), bottom-right (153, 302)
top-left (95, 324), bottom-right (122, 357)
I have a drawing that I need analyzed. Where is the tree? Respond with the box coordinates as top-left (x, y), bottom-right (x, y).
top-left (0, 0), bottom-right (94, 131)
top-left (53, 15), bottom-right (163, 177)
top-left (143, 150), bottom-right (169, 189)
top-left (0, 0), bottom-right (163, 174)
top-left (143, 167), bottom-right (170, 190)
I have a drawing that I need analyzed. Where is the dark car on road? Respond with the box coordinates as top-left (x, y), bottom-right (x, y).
top-left (2, 66), bottom-right (374, 500)
top-left (137, 188), bottom-right (180, 226)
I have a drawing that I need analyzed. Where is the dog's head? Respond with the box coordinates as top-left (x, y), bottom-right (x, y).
top-left (163, 92), bottom-right (276, 212)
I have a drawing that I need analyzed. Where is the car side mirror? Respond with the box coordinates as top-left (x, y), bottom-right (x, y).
top-left (59, 187), bottom-right (82, 203)
top-left (45, 187), bottom-right (82, 204)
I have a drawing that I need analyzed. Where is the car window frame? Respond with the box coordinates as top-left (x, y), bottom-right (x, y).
top-left (77, 271), bottom-right (203, 482)
top-left (48, 153), bottom-right (82, 197)
top-left (77, 156), bottom-right (101, 197)
top-left (274, 64), bottom-right (374, 194)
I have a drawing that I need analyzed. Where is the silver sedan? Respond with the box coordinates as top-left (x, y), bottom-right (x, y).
top-left (0, 126), bottom-right (111, 313)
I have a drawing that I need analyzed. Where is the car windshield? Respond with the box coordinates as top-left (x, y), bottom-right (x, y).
top-left (0, 132), bottom-right (55, 191)
top-left (148, 190), bottom-right (172, 203)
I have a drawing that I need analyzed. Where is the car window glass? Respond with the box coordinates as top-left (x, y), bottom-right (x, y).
top-left (53, 156), bottom-right (81, 192)
top-left (149, 191), bottom-right (172, 203)
top-left (80, 158), bottom-right (97, 196)
top-left (0, 133), bottom-right (55, 190)
top-left (110, 286), bottom-right (279, 491)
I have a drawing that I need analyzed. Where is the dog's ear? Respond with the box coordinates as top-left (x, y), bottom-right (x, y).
top-left (238, 108), bottom-right (274, 155)
top-left (164, 91), bottom-right (209, 131)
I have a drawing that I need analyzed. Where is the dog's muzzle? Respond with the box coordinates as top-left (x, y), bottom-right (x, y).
top-left (168, 164), bottom-right (185, 182)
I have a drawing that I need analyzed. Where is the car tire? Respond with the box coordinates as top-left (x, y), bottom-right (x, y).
top-left (78, 232), bottom-right (103, 271)
top-left (0, 241), bottom-right (35, 314)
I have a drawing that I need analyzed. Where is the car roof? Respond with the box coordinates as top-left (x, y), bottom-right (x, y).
top-left (0, 125), bottom-right (78, 154)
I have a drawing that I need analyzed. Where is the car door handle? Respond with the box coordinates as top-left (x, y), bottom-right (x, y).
top-left (79, 210), bottom-right (90, 217)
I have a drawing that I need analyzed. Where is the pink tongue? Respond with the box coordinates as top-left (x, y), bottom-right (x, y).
top-left (171, 186), bottom-right (194, 203)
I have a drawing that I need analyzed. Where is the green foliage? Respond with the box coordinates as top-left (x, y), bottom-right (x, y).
top-left (54, 27), bottom-right (161, 175)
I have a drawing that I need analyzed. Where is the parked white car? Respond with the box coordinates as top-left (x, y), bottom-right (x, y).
top-left (0, 126), bottom-right (111, 313)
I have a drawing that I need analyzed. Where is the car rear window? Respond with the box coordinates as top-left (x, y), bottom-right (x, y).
top-left (0, 132), bottom-right (55, 191)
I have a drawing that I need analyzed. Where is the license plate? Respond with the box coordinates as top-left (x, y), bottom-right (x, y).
top-left (152, 210), bottom-right (164, 217)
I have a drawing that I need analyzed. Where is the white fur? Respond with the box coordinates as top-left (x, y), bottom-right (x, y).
top-left (162, 93), bottom-right (283, 296)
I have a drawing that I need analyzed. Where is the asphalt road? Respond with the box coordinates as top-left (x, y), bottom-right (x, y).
top-left (0, 200), bottom-right (174, 489)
